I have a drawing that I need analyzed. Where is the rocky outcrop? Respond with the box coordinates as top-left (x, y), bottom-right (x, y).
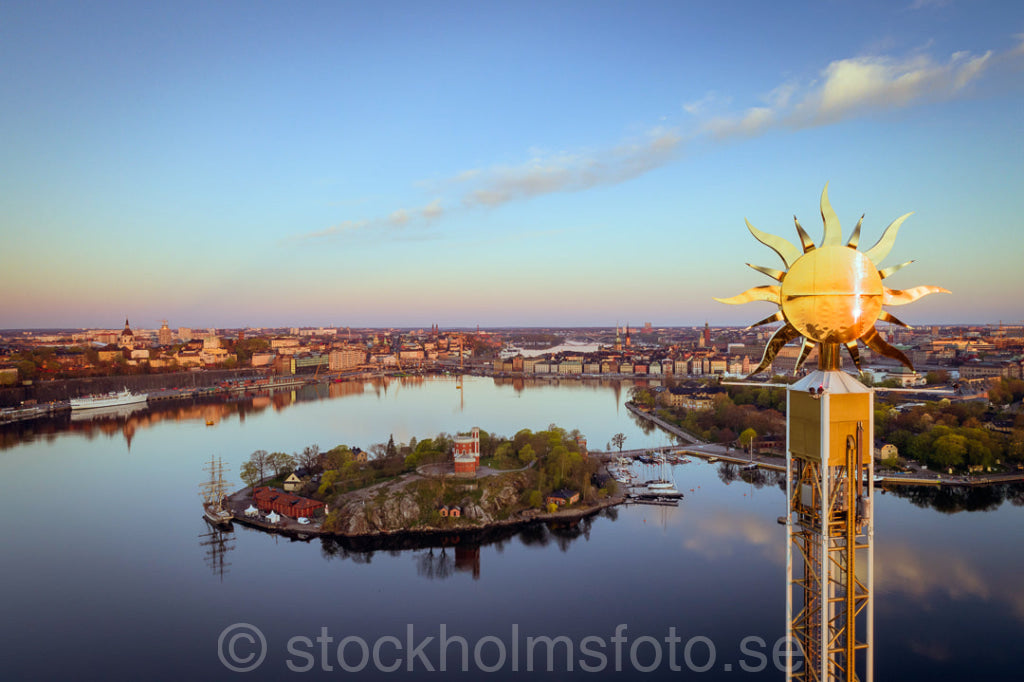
top-left (326, 472), bottom-right (530, 535)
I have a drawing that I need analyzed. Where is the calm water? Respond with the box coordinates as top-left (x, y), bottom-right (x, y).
top-left (1, 376), bottom-right (1021, 680)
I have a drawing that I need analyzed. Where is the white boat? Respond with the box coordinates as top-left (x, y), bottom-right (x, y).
top-left (70, 389), bottom-right (148, 410)
top-left (498, 344), bottom-right (524, 359)
top-left (641, 479), bottom-right (684, 498)
top-left (70, 402), bottom-right (145, 421)
top-left (637, 458), bottom-right (683, 498)
top-left (607, 464), bottom-right (633, 484)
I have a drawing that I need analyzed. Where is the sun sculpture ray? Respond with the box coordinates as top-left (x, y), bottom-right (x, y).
top-left (716, 184), bottom-right (949, 376)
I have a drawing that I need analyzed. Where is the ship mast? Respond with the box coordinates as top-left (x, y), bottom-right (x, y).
top-left (199, 455), bottom-right (229, 512)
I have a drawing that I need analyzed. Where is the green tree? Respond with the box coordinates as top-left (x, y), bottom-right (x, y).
top-left (324, 445), bottom-right (353, 470)
top-left (240, 461), bottom-right (260, 489)
top-left (512, 429), bottom-right (533, 453)
top-left (15, 359), bottom-right (38, 381)
top-left (317, 470), bottom-right (342, 497)
top-left (494, 442), bottom-right (514, 465)
top-left (546, 445), bottom-right (570, 489)
top-left (518, 443), bottom-right (536, 465)
top-left (932, 434), bottom-right (967, 470)
top-left (266, 448), bottom-right (294, 475)
top-left (739, 428), bottom-right (757, 449)
top-left (629, 386), bottom-right (655, 408)
top-left (247, 449), bottom-right (269, 484)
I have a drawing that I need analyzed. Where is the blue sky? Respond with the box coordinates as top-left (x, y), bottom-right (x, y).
top-left (2, 1), bottom-right (1022, 329)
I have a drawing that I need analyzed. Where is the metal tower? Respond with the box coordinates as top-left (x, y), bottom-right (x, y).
top-left (784, 349), bottom-right (874, 681)
top-left (715, 185), bottom-right (949, 682)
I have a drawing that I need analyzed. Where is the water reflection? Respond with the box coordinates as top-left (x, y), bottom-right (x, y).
top-left (882, 482), bottom-right (1024, 513)
top-left (416, 547), bottom-right (455, 579)
top-left (5, 374), bottom-right (1023, 681)
top-left (198, 525), bottom-right (235, 582)
top-left (413, 546), bottom-right (481, 580)
top-left (683, 511), bottom-right (783, 562)
top-left (316, 511), bottom-right (611, 579)
top-left (0, 375), bottom-right (666, 452)
top-left (0, 379), bottom-right (381, 450)
top-left (714, 462), bottom-right (786, 490)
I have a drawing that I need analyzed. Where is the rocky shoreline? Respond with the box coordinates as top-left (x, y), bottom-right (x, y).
top-left (222, 475), bottom-right (625, 545)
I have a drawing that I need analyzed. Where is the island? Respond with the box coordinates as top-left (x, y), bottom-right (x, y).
top-left (220, 425), bottom-right (626, 541)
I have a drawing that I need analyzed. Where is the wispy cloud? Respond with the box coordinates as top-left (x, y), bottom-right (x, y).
top-left (302, 219), bottom-right (369, 239)
top-left (420, 198), bottom-right (444, 221)
top-left (303, 36), bottom-right (1019, 241)
top-left (459, 129), bottom-right (682, 208)
top-left (908, 0), bottom-right (952, 10)
top-left (682, 91), bottom-right (729, 116)
top-left (705, 47), bottom-right (994, 138)
top-left (299, 129), bottom-right (680, 240)
top-left (1012, 33), bottom-right (1024, 57)
top-left (297, 198), bottom-right (444, 240)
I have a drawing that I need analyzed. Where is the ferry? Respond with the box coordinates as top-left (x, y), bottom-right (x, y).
top-left (70, 389), bottom-right (148, 411)
top-left (499, 344), bottom-right (524, 359)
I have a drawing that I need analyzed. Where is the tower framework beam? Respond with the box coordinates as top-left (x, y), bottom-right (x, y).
top-left (785, 367), bottom-right (874, 682)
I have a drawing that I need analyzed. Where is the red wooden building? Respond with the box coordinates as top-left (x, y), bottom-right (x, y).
top-left (253, 486), bottom-right (326, 518)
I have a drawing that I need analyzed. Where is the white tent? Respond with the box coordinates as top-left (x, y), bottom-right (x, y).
top-left (244, 505), bottom-right (259, 517)
top-left (266, 511), bottom-right (281, 524)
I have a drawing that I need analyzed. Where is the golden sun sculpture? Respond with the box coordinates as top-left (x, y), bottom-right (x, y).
top-left (716, 184), bottom-right (950, 376)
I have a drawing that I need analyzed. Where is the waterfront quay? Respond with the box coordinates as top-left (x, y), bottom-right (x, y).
top-left (0, 368), bottom-right (386, 418)
top-left (624, 402), bottom-right (1024, 488)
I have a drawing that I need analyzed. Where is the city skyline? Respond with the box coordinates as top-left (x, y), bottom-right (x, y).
top-left (2, 2), bottom-right (1023, 329)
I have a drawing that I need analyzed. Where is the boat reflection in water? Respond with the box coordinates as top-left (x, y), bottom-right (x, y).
top-left (69, 402), bottom-right (147, 422)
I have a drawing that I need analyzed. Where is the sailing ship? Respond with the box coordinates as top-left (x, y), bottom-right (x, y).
top-left (200, 455), bottom-right (233, 527)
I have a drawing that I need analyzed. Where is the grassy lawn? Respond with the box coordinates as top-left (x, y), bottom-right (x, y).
top-left (479, 455), bottom-right (524, 470)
